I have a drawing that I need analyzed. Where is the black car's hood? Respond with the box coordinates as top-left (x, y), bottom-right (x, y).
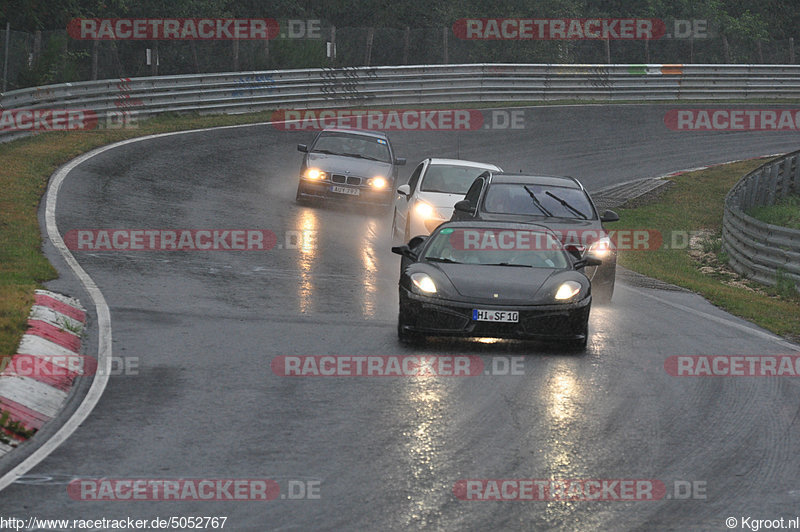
top-left (433, 263), bottom-right (556, 303)
top-left (306, 152), bottom-right (393, 178)
top-left (475, 214), bottom-right (605, 245)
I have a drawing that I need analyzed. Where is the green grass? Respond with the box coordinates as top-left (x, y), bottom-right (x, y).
top-left (748, 195), bottom-right (800, 230)
top-left (608, 160), bottom-right (800, 341)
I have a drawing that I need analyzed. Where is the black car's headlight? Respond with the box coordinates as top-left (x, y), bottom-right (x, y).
top-left (554, 281), bottom-right (582, 301)
top-left (410, 272), bottom-right (437, 295)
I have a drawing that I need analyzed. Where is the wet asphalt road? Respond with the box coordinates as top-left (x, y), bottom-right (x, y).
top-left (2, 105), bottom-right (800, 531)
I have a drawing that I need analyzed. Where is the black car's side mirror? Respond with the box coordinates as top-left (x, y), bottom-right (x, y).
top-left (395, 158), bottom-right (407, 166)
top-left (565, 245), bottom-right (583, 260)
top-left (407, 235), bottom-right (427, 250)
top-left (601, 210), bottom-right (620, 223)
top-left (574, 257), bottom-right (602, 269)
top-left (297, 144), bottom-right (308, 152)
top-left (391, 245), bottom-right (418, 261)
top-left (453, 200), bottom-right (473, 213)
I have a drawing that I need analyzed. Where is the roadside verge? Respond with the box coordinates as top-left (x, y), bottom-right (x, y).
top-left (600, 158), bottom-right (800, 344)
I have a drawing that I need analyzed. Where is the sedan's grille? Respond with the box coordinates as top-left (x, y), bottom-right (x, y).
top-left (331, 174), bottom-right (362, 186)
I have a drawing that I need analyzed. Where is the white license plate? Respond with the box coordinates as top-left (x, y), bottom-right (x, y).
top-left (472, 309), bottom-right (519, 323)
top-left (331, 185), bottom-right (360, 196)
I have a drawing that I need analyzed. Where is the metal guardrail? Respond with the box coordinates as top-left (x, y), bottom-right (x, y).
top-left (4, 63), bottom-right (800, 142)
top-left (722, 150), bottom-right (800, 291)
top-left (4, 62), bottom-right (800, 288)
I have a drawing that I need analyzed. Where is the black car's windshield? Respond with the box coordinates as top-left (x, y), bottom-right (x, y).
top-left (311, 133), bottom-right (392, 163)
top-left (420, 165), bottom-right (494, 194)
top-left (484, 184), bottom-right (595, 219)
top-left (422, 227), bottom-right (569, 269)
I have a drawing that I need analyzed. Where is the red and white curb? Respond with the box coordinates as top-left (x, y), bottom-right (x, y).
top-left (0, 290), bottom-right (87, 456)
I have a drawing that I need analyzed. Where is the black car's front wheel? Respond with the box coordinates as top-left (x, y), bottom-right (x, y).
top-left (592, 275), bottom-right (615, 303)
top-left (564, 322), bottom-right (589, 351)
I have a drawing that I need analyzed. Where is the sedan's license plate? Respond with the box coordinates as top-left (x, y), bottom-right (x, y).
top-left (331, 185), bottom-right (360, 196)
top-left (473, 309), bottom-right (519, 323)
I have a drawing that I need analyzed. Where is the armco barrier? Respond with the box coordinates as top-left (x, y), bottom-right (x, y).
top-left (4, 63), bottom-right (800, 141)
top-left (722, 150), bottom-right (800, 291)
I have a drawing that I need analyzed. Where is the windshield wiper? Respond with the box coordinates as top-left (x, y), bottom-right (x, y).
top-left (545, 191), bottom-right (588, 219)
top-left (426, 257), bottom-right (460, 264)
top-left (311, 148), bottom-right (342, 155)
top-left (523, 186), bottom-right (553, 216)
top-left (484, 262), bottom-right (531, 267)
top-left (341, 152), bottom-right (383, 161)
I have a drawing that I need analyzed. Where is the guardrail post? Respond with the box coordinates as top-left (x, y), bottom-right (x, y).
top-left (3, 22), bottom-right (9, 92)
top-left (364, 27), bottom-right (374, 66)
top-left (329, 26), bottom-right (336, 64)
top-left (149, 41), bottom-right (159, 76)
top-left (745, 171), bottom-right (757, 209)
top-left (443, 27), bottom-right (449, 64)
top-left (403, 27), bottom-right (410, 65)
top-left (91, 40), bottom-right (99, 81)
top-left (766, 162), bottom-right (779, 206)
top-left (33, 30), bottom-right (41, 68)
top-left (779, 157), bottom-right (791, 199)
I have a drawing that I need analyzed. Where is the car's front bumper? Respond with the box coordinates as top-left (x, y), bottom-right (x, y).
top-left (298, 177), bottom-right (393, 205)
top-left (407, 212), bottom-right (449, 238)
top-left (399, 288), bottom-right (591, 341)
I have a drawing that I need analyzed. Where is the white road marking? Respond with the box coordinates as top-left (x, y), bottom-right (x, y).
top-left (0, 122), bottom-right (278, 493)
top-left (0, 116), bottom-right (795, 493)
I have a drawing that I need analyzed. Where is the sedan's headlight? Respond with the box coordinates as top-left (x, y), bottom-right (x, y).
top-left (414, 201), bottom-right (437, 219)
top-left (587, 236), bottom-right (613, 259)
top-left (555, 281), bottom-right (582, 301)
top-left (411, 272), bottom-right (437, 294)
top-left (368, 176), bottom-right (388, 189)
top-left (305, 168), bottom-right (326, 180)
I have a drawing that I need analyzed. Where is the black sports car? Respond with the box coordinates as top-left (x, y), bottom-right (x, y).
top-left (296, 127), bottom-right (406, 205)
top-left (450, 172), bottom-right (619, 302)
top-left (391, 221), bottom-right (601, 349)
